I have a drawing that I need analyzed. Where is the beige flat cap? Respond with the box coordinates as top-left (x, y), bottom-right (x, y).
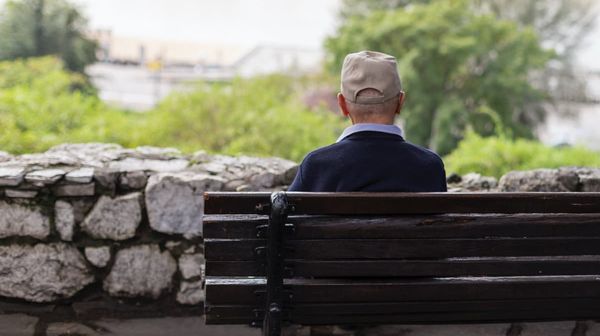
top-left (341, 50), bottom-right (402, 104)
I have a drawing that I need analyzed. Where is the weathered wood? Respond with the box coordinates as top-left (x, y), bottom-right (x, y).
top-left (203, 213), bottom-right (600, 239)
top-left (204, 192), bottom-right (600, 215)
top-left (203, 215), bottom-right (268, 239)
top-left (205, 237), bottom-right (600, 261)
top-left (206, 297), bottom-right (600, 324)
top-left (204, 192), bottom-right (270, 214)
top-left (206, 307), bottom-right (600, 325)
top-left (207, 256), bottom-right (600, 277)
top-left (202, 191), bottom-right (600, 327)
top-left (205, 275), bottom-right (600, 305)
top-left (284, 192), bottom-right (600, 214)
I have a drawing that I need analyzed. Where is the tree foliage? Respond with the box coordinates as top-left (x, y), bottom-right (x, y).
top-left (326, 0), bottom-right (553, 155)
top-left (0, 57), bottom-right (346, 161)
top-left (340, 0), bottom-right (597, 101)
top-left (140, 75), bottom-right (345, 161)
top-left (445, 131), bottom-right (600, 177)
top-left (0, 0), bottom-right (97, 72)
top-left (0, 57), bottom-right (133, 153)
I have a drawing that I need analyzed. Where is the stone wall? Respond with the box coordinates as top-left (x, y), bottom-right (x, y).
top-left (0, 143), bottom-right (297, 331)
top-left (1, 143), bottom-right (599, 335)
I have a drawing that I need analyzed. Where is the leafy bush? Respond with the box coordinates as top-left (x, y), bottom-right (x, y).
top-left (0, 57), bottom-right (138, 153)
top-left (0, 57), bottom-right (346, 162)
top-left (444, 132), bottom-right (600, 177)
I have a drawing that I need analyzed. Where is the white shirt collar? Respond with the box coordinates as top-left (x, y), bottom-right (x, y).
top-left (336, 123), bottom-right (404, 143)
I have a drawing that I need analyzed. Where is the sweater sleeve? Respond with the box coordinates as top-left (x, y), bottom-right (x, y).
top-left (288, 164), bottom-right (305, 191)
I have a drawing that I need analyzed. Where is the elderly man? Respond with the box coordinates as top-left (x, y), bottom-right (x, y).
top-left (289, 50), bottom-right (447, 192)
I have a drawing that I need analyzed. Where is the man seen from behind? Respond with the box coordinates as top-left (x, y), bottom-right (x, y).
top-left (289, 50), bottom-right (447, 192)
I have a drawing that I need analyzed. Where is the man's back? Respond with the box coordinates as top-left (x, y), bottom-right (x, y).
top-left (289, 131), bottom-right (447, 192)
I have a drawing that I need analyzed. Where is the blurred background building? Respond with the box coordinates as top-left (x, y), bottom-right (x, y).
top-left (88, 31), bottom-right (322, 110)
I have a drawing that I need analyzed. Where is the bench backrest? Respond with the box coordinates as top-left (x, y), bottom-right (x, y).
top-left (203, 192), bottom-right (600, 334)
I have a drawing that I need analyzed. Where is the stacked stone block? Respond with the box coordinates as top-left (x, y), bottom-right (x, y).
top-left (0, 143), bottom-right (298, 313)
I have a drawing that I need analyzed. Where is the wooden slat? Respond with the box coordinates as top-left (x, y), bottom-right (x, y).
top-left (205, 275), bottom-right (600, 305)
top-left (206, 256), bottom-right (600, 277)
top-left (206, 298), bottom-right (600, 324)
top-left (203, 192), bottom-right (600, 215)
top-left (206, 309), bottom-right (600, 325)
top-left (203, 192), bottom-right (270, 214)
top-left (203, 215), bottom-right (267, 239)
top-left (203, 213), bottom-right (600, 239)
top-left (205, 239), bottom-right (263, 261)
top-left (285, 309), bottom-right (600, 325)
top-left (204, 237), bottom-right (600, 261)
top-left (285, 192), bottom-right (600, 214)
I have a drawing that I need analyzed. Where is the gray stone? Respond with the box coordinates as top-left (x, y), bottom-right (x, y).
top-left (93, 168), bottom-right (119, 194)
top-left (0, 314), bottom-right (38, 336)
top-left (0, 152), bottom-right (78, 168)
top-left (183, 244), bottom-right (198, 254)
top-left (44, 143), bottom-right (125, 167)
top-left (0, 201), bottom-right (50, 239)
top-left (4, 189), bottom-right (38, 198)
top-left (191, 154), bottom-right (298, 190)
top-left (108, 158), bottom-right (189, 173)
top-left (24, 169), bottom-right (66, 186)
top-left (103, 245), bottom-right (176, 299)
top-left (453, 173), bottom-right (498, 192)
top-left (178, 253), bottom-right (204, 279)
top-left (119, 171), bottom-right (148, 189)
top-left (145, 173), bottom-right (225, 238)
top-left (65, 167), bottom-right (94, 183)
top-left (0, 150), bottom-right (12, 162)
top-left (84, 246), bottom-right (111, 267)
top-left (133, 146), bottom-right (182, 159)
top-left (0, 243), bottom-right (94, 302)
top-left (71, 198), bottom-right (96, 224)
top-left (577, 168), bottom-right (600, 192)
top-left (190, 150), bottom-right (211, 164)
top-left (176, 280), bottom-right (204, 305)
top-left (165, 240), bottom-right (183, 251)
top-left (81, 193), bottom-right (142, 240)
top-left (52, 182), bottom-right (95, 196)
top-left (55, 201), bottom-right (75, 241)
top-left (498, 168), bottom-right (579, 192)
top-left (519, 321), bottom-right (578, 336)
top-left (0, 167), bottom-right (25, 186)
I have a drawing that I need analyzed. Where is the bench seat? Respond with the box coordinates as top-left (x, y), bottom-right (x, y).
top-left (203, 192), bottom-right (600, 335)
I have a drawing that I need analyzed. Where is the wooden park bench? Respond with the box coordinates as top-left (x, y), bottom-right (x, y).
top-left (203, 192), bottom-right (600, 336)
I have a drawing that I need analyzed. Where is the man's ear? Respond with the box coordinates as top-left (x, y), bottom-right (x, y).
top-left (396, 91), bottom-right (406, 115)
top-left (338, 93), bottom-right (350, 117)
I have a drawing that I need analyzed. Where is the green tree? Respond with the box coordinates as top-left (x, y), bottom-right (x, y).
top-left (472, 0), bottom-right (597, 102)
top-left (339, 0), bottom-right (430, 18)
top-left (326, 0), bottom-right (553, 155)
top-left (340, 0), bottom-right (597, 101)
top-left (0, 0), bottom-right (97, 72)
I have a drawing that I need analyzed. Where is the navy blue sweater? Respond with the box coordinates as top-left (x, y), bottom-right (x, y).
top-left (288, 131), bottom-right (447, 192)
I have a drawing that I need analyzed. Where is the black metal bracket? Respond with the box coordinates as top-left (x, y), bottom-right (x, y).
top-left (262, 192), bottom-right (289, 336)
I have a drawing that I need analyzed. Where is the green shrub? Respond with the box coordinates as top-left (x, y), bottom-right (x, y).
top-left (0, 57), bottom-right (346, 162)
top-left (139, 75), bottom-right (346, 161)
top-left (444, 131), bottom-right (600, 177)
top-left (0, 57), bottom-right (137, 153)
